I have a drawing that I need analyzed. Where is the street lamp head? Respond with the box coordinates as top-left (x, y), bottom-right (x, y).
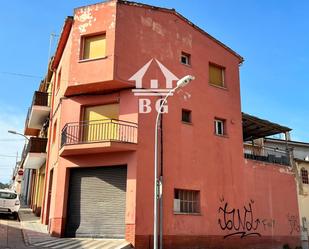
top-left (176, 75), bottom-right (195, 88)
top-left (8, 130), bottom-right (29, 141)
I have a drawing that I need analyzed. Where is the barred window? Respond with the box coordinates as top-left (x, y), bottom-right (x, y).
top-left (301, 168), bottom-right (309, 184)
top-left (174, 189), bottom-right (200, 214)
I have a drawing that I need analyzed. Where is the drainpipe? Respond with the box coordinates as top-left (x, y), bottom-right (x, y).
top-left (41, 78), bottom-right (55, 225)
top-left (285, 132), bottom-right (303, 194)
top-left (41, 52), bottom-right (57, 225)
top-left (159, 114), bottom-right (163, 249)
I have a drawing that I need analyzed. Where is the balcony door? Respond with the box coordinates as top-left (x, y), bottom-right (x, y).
top-left (83, 104), bottom-right (119, 143)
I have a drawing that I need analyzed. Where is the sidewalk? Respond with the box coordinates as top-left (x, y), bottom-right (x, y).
top-left (18, 208), bottom-right (132, 249)
top-left (18, 208), bottom-right (51, 246)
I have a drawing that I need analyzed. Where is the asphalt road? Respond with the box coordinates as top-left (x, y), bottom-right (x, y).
top-left (0, 213), bottom-right (30, 249)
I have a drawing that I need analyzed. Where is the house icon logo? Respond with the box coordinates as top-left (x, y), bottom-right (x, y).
top-left (130, 59), bottom-right (179, 97)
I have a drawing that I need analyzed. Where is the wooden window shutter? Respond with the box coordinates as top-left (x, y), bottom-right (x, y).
top-left (83, 34), bottom-right (106, 60)
top-left (209, 64), bottom-right (224, 87)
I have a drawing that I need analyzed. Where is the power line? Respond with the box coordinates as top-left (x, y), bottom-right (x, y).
top-left (0, 71), bottom-right (42, 79)
top-left (0, 154), bottom-right (21, 158)
top-left (0, 139), bottom-right (24, 142)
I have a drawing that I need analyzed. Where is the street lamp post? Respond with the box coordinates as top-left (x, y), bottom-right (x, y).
top-left (154, 75), bottom-right (195, 249)
top-left (8, 130), bottom-right (30, 204)
top-left (8, 130), bottom-right (29, 141)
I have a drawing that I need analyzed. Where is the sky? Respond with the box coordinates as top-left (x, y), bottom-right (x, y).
top-left (0, 0), bottom-right (308, 183)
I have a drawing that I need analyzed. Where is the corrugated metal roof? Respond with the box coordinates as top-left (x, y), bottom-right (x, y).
top-left (242, 113), bottom-right (291, 141)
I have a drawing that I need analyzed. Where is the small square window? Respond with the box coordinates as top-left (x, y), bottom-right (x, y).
top-left (181, 52), bottom-right (191, 65)
top-left (214, 119), bottom-right (225, 136)
top-left (82, 34), bottom-right (106, 60)
top-left (174, 189), bottom-right (200, 214)
top-left (182, 109), bottom-right (192, 123)
top-left (209, 63), bottom-right (225, 87)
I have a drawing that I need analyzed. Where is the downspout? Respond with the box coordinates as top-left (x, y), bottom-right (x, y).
top-left (159, 113), bottom-right (163, 249)
top-left (284, 132), bottom-right (303, 243)
top-left (41, 63), bottom-right (57, 225)
top-left (285, 132), bottom-right (303, 194)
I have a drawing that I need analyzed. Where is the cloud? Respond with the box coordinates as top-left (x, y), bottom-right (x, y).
top-left (0, 105), bottom-right (26, 184)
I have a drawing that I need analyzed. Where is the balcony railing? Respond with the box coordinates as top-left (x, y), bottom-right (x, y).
top-left (20, 137), bottom-right (47, 169)
top-left (32, 91), bottom-right (49, 106)
top-left (24, 137), bottom-right (48, 155)
top-left (244, 144), bottom-right (290, 166)
top-left (24, 91), bottom-right (50, 133)
top-left (26, 91), bottom-right (49, 122)
top-left (21, 137), bottom-right (47, 162)
top-left (61, 119), bottom-right (138, 147)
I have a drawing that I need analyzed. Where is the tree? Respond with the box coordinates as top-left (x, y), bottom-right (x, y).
top-left (0, 182), bottom-right (10, 189)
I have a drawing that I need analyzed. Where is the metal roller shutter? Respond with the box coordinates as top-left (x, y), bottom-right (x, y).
top-left (66, 166), bottom-right (127, 238)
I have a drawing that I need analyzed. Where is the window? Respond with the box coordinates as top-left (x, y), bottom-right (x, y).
top-left (181, 52), bottom-right (191, 65)
top-left (301, 168), bottom-right (309, 184)
top-left (56, 69), bottom-right (61, 92)
top-left (209, 63), bottom-right (225, 87)
top-left (83, 104), bottom-right (119, 142)
top-left (52, 120), bottom-right (57, 144)
top-left (302, 217), bottom-right (308, 231)
top-left (174, 189), bottom-right (200, 214)
top-left (0, 192), bottom-right (17, 199)
top-left (214, 119), bottom-right (225, 136)
top-left (82, 34), bottom-right (106, 60)
top-left (182, 109), bottom-right (192, 123)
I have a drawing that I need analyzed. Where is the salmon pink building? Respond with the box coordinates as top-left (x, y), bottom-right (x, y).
top-left (21, 1), bottom-right (302, 248)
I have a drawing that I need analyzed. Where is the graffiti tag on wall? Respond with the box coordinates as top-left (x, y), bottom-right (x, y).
top-left (287, 213), bottom-right (300, 235)
top-left (261, 218), bottom-right (275, 231)
top-left (217, 197), bottom-right (276, 239)
top-left (218, 198), bottom-right (261, 239)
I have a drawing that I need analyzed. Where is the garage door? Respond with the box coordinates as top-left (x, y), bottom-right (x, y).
top-left (65, 166), bottom-right (127, 238)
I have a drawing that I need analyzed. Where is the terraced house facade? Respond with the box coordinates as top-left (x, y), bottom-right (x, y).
top-left (21, 81), bottom-right (50, 217)
top-left (19, 1), bottom-right (302, 248)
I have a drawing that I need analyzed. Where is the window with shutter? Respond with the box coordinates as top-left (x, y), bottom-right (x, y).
top-left (82, 34), bottom-right (106, 60)
top-left (209, 63), bottom-right (225, 87)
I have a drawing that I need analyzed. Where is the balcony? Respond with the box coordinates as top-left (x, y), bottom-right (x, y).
top-left (23, 137), bottom-right (48, 169)
top-left (244, 144), bottom-right (290, 166)
top-left (25, 91), bottom-right (50, 136)
top-left (60, 119), bottom-right (138, 156)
